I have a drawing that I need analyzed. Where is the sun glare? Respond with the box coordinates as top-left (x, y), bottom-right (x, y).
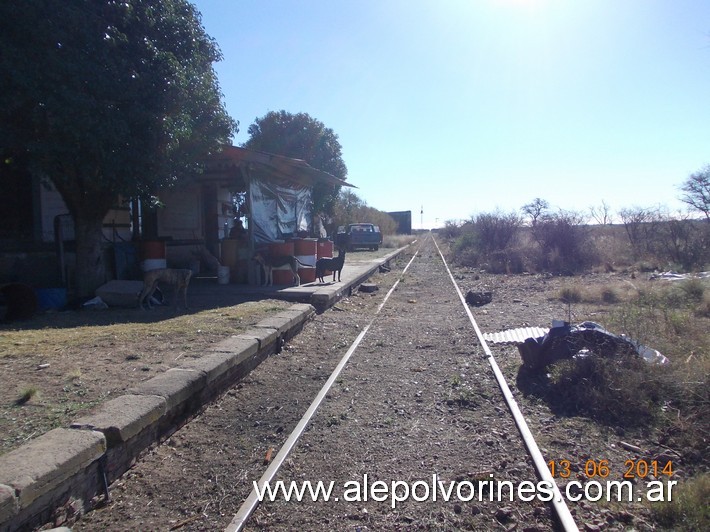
top-left (497, 0), bottom-right (546, 8)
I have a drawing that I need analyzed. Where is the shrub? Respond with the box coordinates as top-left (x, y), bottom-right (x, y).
top-left (619, 206), bottom-right (710, 270)
top-left (543, 354), bottom-right (662, 427)
top-left (450, 212), bottom-right (523, 270)
top-left (589, 226), bottom-right (636, 270)
top-left (473, 211), bottom-right (522, 253)
top-left (619, 206), bottom-right (658, 260)
top-left (532, 210), bottom-right (594, 273)
top-left (440, 220), bottom-right (463, 239)
top-left (483, 248), bottom-right (526, 274)
top-left (579, 284), bottom-right (631, 304)
top-left (558, 286), bottom-right (582, 304)
top-left (451, 224), bottom-right (479, 267)
top-left (600, 287), bottom-right (619, 303)
top-left (680, 278), bottom-right (705, 302)
top-left (696, 291), bottom-right (710, 318)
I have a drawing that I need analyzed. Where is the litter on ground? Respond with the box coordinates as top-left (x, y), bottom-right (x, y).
top-left (485, 321), bottom-right (668, 371)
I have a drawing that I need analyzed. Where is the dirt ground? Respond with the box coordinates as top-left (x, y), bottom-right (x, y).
top-left (45, 236), bottom-right (691, 531)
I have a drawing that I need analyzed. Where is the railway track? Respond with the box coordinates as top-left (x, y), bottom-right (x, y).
top-left (226, 235), bottom-right (575, 531)
top-left (78, 235), bottom-right (624, 531)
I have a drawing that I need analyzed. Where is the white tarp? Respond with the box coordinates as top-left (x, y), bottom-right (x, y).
top-left (249, 176), bottom-right (311, 244)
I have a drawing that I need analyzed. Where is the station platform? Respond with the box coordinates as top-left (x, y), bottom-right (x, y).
top-left (184, 245), bottom-right (409, 312)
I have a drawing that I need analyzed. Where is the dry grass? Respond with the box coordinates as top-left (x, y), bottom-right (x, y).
top-left (697, 291), bottom-right (710, 317)
top-left (536, 275), bottom-right (709, 475)
top-left (651, 472), bottom-right (710, 530)
top-left (0, 300), bottom-right (291, 455)
top-left (0, 302), bottom-right (289, 360)
top-left (556, 279), bottom-right (640, 306)
top-left (15, 387), bottom-right (37, 406)
top-left (602, 279), bottom-right (709, 473)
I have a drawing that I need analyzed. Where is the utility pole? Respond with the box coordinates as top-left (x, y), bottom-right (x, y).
top-left (420, 205), bottom-right (423, 229)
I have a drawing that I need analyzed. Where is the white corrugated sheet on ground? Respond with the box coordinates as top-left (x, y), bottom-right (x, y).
top-left (649, 271), bottom-right (710, 281)
top-left (483, 327), bottom-right (549, 344)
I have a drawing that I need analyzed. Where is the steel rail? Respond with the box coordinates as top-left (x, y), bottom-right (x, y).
top-left (225, 246), bottom-right (421, 532)
top-left (431, 236), bottom-right (579, 532)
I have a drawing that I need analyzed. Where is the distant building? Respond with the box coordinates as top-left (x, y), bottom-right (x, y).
top-left (387, 211), bottom-right (412, 234)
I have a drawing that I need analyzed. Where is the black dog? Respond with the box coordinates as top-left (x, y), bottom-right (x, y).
top-left (315, 249), bottom-right (346, 283)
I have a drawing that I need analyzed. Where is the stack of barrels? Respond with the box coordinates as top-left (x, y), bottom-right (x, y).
top-left (294, 238), bottom-right (317, 283)
top-left (268, 241), bottom-right (295, 285)
top-left (267, 238), bottom-right (319, 285)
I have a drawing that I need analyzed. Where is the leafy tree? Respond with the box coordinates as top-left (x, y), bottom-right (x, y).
top-left (329, 189), bottom-right (398, 235)
top-left (680, 165), bottom-right (710, 221)
top-left (331, 190), bottom-right (396, 235)
top-left (0, 0), bottom-right (237, 296)
top-left (332, 189), bottom-right (365, 223)
top-left (243, 111), bottom-right (347, 216)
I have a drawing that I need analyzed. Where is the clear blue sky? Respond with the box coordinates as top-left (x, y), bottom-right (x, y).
top-left (192, 0), bottom-right (710, 228)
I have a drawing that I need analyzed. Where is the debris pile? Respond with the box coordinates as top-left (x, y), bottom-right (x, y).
top-left (510, 321), bottom-right (669, 372)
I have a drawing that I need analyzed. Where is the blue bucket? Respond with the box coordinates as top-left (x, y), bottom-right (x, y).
top-left (35, 288), bottom-right (67, 311)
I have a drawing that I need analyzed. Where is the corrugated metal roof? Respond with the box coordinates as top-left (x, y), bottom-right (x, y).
top-left (206, 146), bottom-right (356, 188)
top-left (483, 327), bottom-right (549, 344)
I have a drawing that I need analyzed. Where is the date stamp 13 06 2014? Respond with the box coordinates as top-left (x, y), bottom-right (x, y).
top-left (548, 459), bottom-right (674, 480)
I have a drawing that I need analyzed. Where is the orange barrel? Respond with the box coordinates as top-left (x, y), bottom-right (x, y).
top-left (294, 238), bottom-right (317, 283)
top-left (140, 240), bottom-right (166, 272)
top-left (269, 241), bottom-right (295, 285)
top-left (317, 238), bottom-right (334, 259)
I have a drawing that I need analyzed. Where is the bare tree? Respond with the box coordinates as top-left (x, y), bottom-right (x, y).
top-left (619, 207), bottom-right (650, 258)
top-left (619, 206), bottom-right (665, 260)
top-left (679, 165), bottom-right (710, 221)
top-left (589, 200), bottom-right (614, 225)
